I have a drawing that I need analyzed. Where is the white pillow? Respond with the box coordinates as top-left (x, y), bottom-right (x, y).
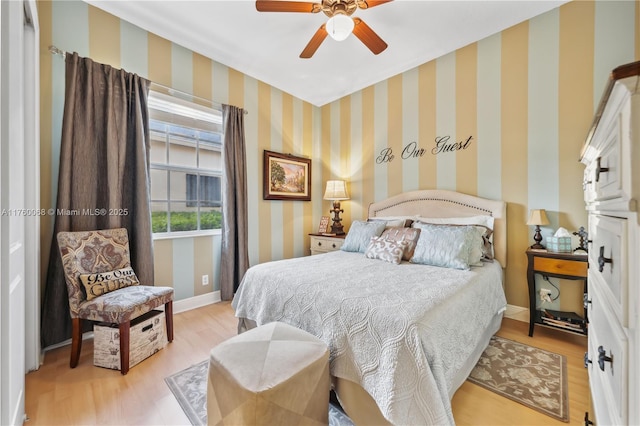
top-left (416, 215), bottom-right (494, 231)
top-left (368, 215), bottom-right (417, 228)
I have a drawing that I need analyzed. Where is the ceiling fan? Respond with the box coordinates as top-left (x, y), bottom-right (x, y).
top-left (255, 0), bottom-right (392, 58)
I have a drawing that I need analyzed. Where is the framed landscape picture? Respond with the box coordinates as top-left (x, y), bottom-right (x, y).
top-left (263, 150), bottom-right (311, 201)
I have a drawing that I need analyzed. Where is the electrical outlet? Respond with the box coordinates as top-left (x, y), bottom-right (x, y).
top-left (202, 274), bottom-right (209, 286)
top-left (539, 288), bottom-right (552, 303)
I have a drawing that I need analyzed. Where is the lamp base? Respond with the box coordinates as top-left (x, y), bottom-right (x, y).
top-left (531, 226), bottom-right (545, 250)
top-left (330, 201), bottom-right (345, 235)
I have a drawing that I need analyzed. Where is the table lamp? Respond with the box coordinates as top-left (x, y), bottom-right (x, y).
top-left (527, 209), bottom-right (550, 249)
top-left (323, 180), bottom-right (349, 235)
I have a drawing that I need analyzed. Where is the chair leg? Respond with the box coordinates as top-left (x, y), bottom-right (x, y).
top-left (119, 321), bottom-right (131, 375)
top-left (70, 318), bottom-right (83, 368)
top-left (165, 301), bottom-right (174, 343)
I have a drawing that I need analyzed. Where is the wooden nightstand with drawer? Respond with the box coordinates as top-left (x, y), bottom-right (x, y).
top-left (309, 234), bottom-right (345, 255)
top-left (526, 249), bottom-right (588, 337)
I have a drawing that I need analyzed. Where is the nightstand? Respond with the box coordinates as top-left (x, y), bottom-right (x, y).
top-left (309, 234), bottom-right (345, 255)
top-left (526, 249), bottom-right (588, 337)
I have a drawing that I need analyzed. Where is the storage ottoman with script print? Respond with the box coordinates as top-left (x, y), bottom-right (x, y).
top-left (94, 310), bottom-right (167, 370)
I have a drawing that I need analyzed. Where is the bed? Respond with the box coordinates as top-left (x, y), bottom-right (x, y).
top-left (231, 189), bottom-right (508, 425)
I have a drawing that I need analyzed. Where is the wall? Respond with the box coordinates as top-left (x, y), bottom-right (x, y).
top-left (38, 0), bottom-right (321, 303)
top-left (39, 1), bottom-right (639, 313)
top-left (323, 0), bottom-right (639, 310)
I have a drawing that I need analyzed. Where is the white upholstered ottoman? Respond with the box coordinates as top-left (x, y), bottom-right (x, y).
top-left (207, 321), bottom-right (330, 426)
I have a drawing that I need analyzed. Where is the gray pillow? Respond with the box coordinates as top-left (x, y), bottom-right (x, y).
top-left (341, 220), bottom-right (387, 253)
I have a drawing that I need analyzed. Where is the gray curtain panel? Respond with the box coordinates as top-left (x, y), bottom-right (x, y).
top-left (220, 105), bottom-right (250, 300)
top-left (41, 52), bottom-right (154, 348)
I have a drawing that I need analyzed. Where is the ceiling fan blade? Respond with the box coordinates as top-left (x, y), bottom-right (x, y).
top-left (256, 1), bottom-right (321, 13)
top-left (300, 25), bottom-right (328, 58)
top-left (352, 18), bottom-right (388, 55)
top-left (357, 0), bottom-right (392, 9)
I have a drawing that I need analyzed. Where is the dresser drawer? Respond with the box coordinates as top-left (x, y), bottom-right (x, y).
top-left (587, 283), bottom-right (628, 426)
top-left (532, 256), bottom-right (587, 278)
top-left (582, 80), bottom-right (635, 207)
top-left (588, 214), bottom-right (628, 326)
top-left (593, 120), bottom-right (622, 202)
top-left (583, 165), bottom-right (598, 204)
top-left (310, 235), bottom-right (344, 254)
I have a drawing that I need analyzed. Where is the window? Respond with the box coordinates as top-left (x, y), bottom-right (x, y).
top-left (148, 91), bottom-right (224, 234)
top-left (186, 175), bottom-right (221, 207)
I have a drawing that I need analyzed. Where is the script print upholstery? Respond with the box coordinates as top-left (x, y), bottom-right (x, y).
top-left (57, 229), bottom-right (173, 324)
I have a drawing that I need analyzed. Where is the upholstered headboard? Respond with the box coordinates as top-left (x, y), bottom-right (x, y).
top-left (368, 189), bottom-right (507, 267)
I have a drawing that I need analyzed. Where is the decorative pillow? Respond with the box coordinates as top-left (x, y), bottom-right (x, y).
top-left (368, 218), bottom-right (406, 229)
top-left (79, 267), bottom-right (140, 301)
top-left (341, 220), bottom-right (387, 253)
top-left (410, 223), bottom-right (480, 270)
top-left (364, 236), bottom-right (409, 264)
top-left (380, 227), bottom-right (421, 261)
top-left (416, 215), bottom-right (494, 230)
top-left (416, 215), bottom-right (494, 261)
top-left (368, 215), bottom-right (415, 228)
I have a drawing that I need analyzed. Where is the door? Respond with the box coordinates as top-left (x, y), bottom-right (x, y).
top-left (1, 1), bottom-right (40, 424)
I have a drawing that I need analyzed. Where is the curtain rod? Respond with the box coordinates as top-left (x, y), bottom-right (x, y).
top-left (48, 45), bottom-right (248, 115)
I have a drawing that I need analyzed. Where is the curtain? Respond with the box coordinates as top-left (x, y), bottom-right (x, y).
top-left (41, 52), bottom-right (153, 347)
top-left (219, 105), bottom-right (250, 300)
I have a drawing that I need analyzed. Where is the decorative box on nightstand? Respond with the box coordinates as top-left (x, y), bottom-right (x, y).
top-left (547, 236), bottom-right (572, 253)
top-left (309, 233), bottom-right (345, 255)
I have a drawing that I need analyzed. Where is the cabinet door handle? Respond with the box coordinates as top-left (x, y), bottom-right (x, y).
top-left (597, 345), bottom-right (613, 371)
top-left (598, 246), bottom-right (613, 272)
top-left (317, 242), bottom-right (322, 246)
top-left (584, 352), bottom-right (592, 368)
top-left (332, 243), bottom-right (336, 248)
top-left (595, 156), bottom-right (610, 182)
top-left (584, 412), bottom-right (594, 426)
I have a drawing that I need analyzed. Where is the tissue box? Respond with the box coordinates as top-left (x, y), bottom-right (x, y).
top-left (547, 236), bottom-right (572, 253)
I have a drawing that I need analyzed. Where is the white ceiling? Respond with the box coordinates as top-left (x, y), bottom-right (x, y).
top-left (86, 0), bottom-right (568, 107)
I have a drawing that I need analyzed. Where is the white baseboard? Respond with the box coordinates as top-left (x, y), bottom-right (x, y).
top-left (173, 291), bottom-right (221, 314)
top-left (42, 291), bottom-right (222, 355)
top-left (504, 304), bottom-right (529, 323)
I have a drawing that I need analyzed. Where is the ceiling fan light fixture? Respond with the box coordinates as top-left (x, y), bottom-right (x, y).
top-left (326, 14), bottom-right (354, 41)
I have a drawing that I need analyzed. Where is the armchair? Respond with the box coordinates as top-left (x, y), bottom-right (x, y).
top-left (57, 228), bottom-right (174, 375)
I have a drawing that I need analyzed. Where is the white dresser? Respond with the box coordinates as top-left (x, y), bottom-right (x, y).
top-left (580, 61), bottom-right (640, 426)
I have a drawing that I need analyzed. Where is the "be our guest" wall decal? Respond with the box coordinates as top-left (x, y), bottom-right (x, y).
top-left (376, 136), bottom-right (474, 164)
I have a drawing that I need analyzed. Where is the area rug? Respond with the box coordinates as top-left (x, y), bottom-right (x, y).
top-left (164, 360), bottom-right (354, 426)
top-left (467, 335), bottom-right (569, 422)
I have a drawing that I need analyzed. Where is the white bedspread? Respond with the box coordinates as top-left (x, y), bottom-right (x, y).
top-left (232, 251), bottom-right (507, 425)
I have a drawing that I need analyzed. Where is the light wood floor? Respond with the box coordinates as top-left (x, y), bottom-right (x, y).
top-left (25, 302), bottom-right (589, 425)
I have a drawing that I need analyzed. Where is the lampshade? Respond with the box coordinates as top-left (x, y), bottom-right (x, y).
top-left (326, 15), bottom-right (354, 41)
top-left (323, 180), bottom-right (349, 200)
top-left (526, 209), bottom-right (550, 226)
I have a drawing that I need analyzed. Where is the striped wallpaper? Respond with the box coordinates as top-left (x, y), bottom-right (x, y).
top-left (38, 1), bottom-right (639, 312)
